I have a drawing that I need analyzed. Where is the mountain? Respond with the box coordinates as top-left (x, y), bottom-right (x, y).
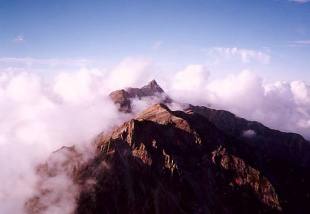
top-left (109, 80), bottom-right (172, 112)
top-left (186, 105), bottom-right (310, 213)
top-left (26, 81), bottom-right (310, 214)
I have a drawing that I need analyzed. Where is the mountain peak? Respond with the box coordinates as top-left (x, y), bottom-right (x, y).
top-left (142, 79), bottom-right (164, 93)
top-left (149, 79), bottom-right (158, 85)
top-left (109, 80), bottom-right (171, 113)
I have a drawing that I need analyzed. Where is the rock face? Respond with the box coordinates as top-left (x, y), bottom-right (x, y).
top-left (109, 80), bottom-right (171, 112)
top-left (74, 103), bottom-right (285, 214)
top-left (26, 82), bottom-right (310, 214)
top-left (186, 105), bottom-right (310, 213)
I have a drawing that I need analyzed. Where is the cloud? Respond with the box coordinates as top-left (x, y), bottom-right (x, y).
top-left (242, 130), bottom-right (257, 138)
top-left (0, 57), bottom-right (92, 67)
top-left (0, 69), bottom-right (131, 213)
top-left (107, 57), bottom-right (153, 89)
top-left (168, 68), bottom-right (310, 139)
top-left (13, 35), bottom-right (25, 43)
top-left (168, 65), bottom-right (211, 104)
top-left (0, 57), bottom-right (309, 213)
top-left (171, 64), bottom-right (209, 91)
top-left (289, 40), bottom-right (310, 47)
top-left (208, 47), bottom-right (271, 64)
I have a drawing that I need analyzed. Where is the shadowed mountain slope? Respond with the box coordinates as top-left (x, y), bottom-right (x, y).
top-left (75, 103), bottom-right (283, 213)
top-left (26, 82), bottom-right (310, 214)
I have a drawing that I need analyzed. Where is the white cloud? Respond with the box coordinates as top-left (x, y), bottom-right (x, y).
top-left (0, 69), bottom-right (130, 213)
top-left (208, 47), bottom-right (271, 64)
top-left (168, 64), bottom-right (211, 104)
top-left (167, 68), bottom-right (310, 139)
top-left (291, 81), bottom-right (310, 105)
top-left (242, 130), bottom-right (257, 138)
top-left (13, 35), bottom-right (25, 43)
top-left (107, 57), bottom-right (153, 89)
top-left (0, 57), bottom-right (309, 213)
top-left (171, 64), bottom-right (209, 91)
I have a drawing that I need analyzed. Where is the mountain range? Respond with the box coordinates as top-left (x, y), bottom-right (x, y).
top-left (26, 80), bottom-right (310, 214)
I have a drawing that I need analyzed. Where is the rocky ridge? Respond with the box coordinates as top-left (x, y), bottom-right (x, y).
top-left (26, 81), bottom-right (310, 214)
top-left (109, 80), bottom-right (171, 112)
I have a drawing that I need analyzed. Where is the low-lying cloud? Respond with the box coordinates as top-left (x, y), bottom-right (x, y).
top-left (168, 67), bottom-right (310, 139)
top-left (0, 69), bottom-right (130, 213)
top-left (0, 57), bottom-right (309, 213)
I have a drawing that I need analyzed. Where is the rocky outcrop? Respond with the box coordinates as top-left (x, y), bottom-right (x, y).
top-left (109, 80), bottom-right (171, 112)
top-left (187, 105), bottom-right (310, 213)
top-left (74, 104), bottom-right (285, 214)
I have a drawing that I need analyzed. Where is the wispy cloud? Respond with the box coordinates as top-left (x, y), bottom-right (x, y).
top-left (0, 57), bottom-right (92, 67)
top-left (208, 47), bottom-right (271, 64)
top-left (289, 40), bottom-right (310, 47)
top-left (13, 35), bottom-right (25, 43)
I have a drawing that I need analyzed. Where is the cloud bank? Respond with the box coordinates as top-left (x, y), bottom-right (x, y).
top-left (0, 69), bottom-right (131, 213)
top-left (168, 67), bottom-right (310, 139)
top-left (0, 57), bottom-right (309, 213)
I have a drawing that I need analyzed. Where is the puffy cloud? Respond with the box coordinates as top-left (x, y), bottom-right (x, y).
top-left (291, 81), bottom-right (310, 105)
top-left (167, 68), bottom-right (310, 139)
top-left (107, 57), bottom-right (153, 90)
top-left (0, 58), bottom-right (172, 213)
top-left (0, 69), bottom-right (130, 213)
top-left (0, 57), bottom-right (310, 213)
top-left (171, 64), bottom-right (209, 91)
top-left (168, 65), bottom-right (211, 104)
top-left (207, 70), bottom-right (265, 111)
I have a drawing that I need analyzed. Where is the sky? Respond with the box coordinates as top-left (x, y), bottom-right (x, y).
top-left (0, 0), bottom-right (310, 81)
top-left (1, 1), bottom-right (310, 213)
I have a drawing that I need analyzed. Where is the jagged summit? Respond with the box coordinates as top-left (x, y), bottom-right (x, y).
top-left (109, 79), bottom-right (171, 113)
top-left (140, 79), bottom-right (164, 93)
